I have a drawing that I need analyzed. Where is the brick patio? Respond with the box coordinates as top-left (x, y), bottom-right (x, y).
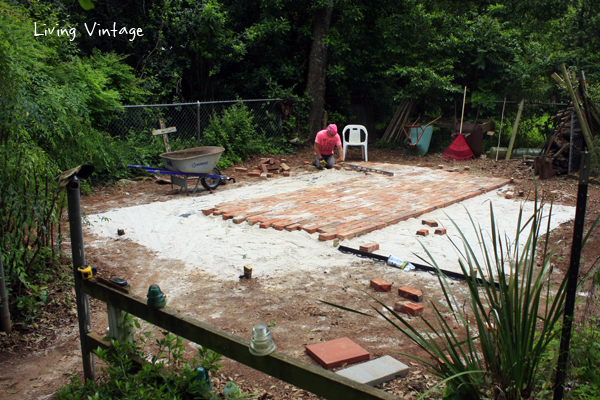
top-left (202, 163), bottom-right (510, 241)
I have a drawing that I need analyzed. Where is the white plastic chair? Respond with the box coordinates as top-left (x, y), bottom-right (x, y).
top-left (342, 125), bottom-right (368, 161)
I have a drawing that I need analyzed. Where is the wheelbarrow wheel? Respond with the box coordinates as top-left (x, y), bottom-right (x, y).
top-left (201, 167), bottom-right (221, 191)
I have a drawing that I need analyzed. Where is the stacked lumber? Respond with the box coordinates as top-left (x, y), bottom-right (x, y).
top-left (242, 158), bottom-right (291, 178)
top-left (381, 99), bottom-right (416, 142)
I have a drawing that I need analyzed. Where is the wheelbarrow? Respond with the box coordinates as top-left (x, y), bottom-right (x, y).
top-left (402, 115), bottom-right (442, 157)
top-left (128, 146), bottom-right (235, 195)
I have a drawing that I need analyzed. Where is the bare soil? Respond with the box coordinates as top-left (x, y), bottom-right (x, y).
top-left (1, 145), bottom-right (599, 400)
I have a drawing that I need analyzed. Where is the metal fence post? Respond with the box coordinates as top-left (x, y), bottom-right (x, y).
top-left (553, 152), bottom-right (591, 400)
top-left (197, 101), bottom-right (201, 146)
top-left (66, 176), bottom-right (95, 380)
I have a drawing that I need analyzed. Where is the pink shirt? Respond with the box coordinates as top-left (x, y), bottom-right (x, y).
top-left (315, 130), bottom-right (341, 156)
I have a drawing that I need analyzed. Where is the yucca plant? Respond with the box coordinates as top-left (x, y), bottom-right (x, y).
top-left (325, 192), bottom-right (582, 399)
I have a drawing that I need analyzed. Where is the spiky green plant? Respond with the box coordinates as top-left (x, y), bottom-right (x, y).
top-left (325, 192), bottom-right (598, 399)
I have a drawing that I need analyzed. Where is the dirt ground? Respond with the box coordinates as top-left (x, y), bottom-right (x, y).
top-left (1, 145), bottom-right (600, 400)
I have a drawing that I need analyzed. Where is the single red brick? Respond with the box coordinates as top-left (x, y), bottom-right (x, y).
top-left (247, 172), bottom-right (260, 177)
top-left (303, 161), bottom-right (311, 165)
top-left (464, 166), bottom-right (471, 171)
top-left (232, 216), bottom-right (246, 224)
top-left (283, 171), bottom-right (291, 177)
top-left (285, 224), bottom-right (301, 231)
top-left (266, 173), bottom-right (273, 178)
top-left (359, 243), bottom-right (379, 253)
top-left (234, 167), bottom-right (248, 173)
top-left (435, 228), bottom-right (446, 235)
top-left (201, 208), bottom-right (215, 215)
top-left (370, 278), bottom-right (392, 292)
top-left (319, 232), bottom-right (337, 241)
top-left (422, 219), bottom-right (438, 227)
top-left (416, 229), bottom-right (429, 236)
top-left (260, 164), bottom-right (268, 173)
top-left (395, 302), bottom-right (424, 317)
top-left (398, 286), bottom-right (423, 302)
top-left (334, 165), bottom-right (341, 170)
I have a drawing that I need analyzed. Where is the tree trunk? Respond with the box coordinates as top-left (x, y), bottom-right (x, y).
top-left (306, 4), bottom-right (333, 142)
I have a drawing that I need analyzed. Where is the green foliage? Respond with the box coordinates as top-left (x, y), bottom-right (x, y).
top-left (591, 135), bottom-right (600, 178)
top-left (0, 141), bottom-right (64, 323)
top-left (200, 101), bottom-right (294, 168)
top-left (56, 329), bottom-right (249, 399)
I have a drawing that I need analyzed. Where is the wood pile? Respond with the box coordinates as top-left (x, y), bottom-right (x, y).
top-left (543, 105), bottom-right (598, 175)
top-left (381, 99), bottom-right (416, 142)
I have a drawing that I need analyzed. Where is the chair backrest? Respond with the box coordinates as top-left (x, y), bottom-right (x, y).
top-left (342, 125), bottom-right (368, 144)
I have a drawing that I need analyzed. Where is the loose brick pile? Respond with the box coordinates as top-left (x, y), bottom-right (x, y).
top-left (203, 163), bottom-right (509, 241)
top-left (242, 158), bottom-right (291, 178)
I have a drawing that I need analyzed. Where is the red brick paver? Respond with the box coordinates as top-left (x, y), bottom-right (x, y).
top-left (205, 163), bottom-right (509, 241)
top-left (305, 337), bottom-right (370, 369)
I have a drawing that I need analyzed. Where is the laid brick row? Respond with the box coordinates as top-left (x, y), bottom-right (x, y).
top-left (203, 163), bottom-right (510, 241)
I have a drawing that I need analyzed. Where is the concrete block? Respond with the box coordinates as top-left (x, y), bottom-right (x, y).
top-left (336, 356), bottom-right (409, 386)
top-left (370, 279), bottom-right (391, 292)
top-left (398, 286), bottom-right (423, 302)
top-left (359, 243), bottom-right (379, 253)
top-left (305, 337), bottom-right (370, 370)
top-left (259, 173), bottom-right (268, 179)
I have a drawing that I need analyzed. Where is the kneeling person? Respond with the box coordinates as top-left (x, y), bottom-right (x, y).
top-left (314, 124), bottom-right (343, 169)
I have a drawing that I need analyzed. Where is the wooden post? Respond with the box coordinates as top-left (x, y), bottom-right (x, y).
top-left (152, 118), bottom-right (173, 153)
top-left (560, 64), bottom-right (594, 152)
top-left (505, 99), bottom-right (525, 160)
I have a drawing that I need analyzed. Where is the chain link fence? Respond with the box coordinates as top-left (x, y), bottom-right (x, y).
top-left (105, 99), bottom-right (283, 146)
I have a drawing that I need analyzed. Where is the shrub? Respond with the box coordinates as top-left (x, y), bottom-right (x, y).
top-left (56, 329), bottom-right (248, 399)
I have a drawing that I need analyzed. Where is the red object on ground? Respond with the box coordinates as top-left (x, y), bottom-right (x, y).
top-left (370, 278), bottom-right (391, 292)
top-left (441, 134), bottom-right (475, 161)
top-left (395, 302), bottom-right (424, 317)
top-left (398, 286), bottom-right (423, 302)
top-left (305, 338), bottom-right (370, 369)
top-left (360, 243), bottom-right (379, 253)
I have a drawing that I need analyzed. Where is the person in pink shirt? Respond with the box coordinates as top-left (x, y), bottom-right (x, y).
top-left (314, 124), bottom-right (343, 169)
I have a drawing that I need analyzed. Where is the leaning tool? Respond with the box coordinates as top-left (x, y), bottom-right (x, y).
top-left (344, 164), bottom-right (394, 176)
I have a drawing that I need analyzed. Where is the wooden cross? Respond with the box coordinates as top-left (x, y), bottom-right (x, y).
top-left (152, 118), bottom-right (175, 153)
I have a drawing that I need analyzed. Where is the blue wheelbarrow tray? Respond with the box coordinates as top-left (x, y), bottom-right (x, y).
top-left (403, 125), bottom-right (434, 157)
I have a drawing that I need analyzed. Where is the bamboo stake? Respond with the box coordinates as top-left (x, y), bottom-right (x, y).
top-left (495, 97), bottom-right (507, 161)
top-left (505, 99), bottom-right (525, 160)
top-left (560, 63), bottom-right (594, 152)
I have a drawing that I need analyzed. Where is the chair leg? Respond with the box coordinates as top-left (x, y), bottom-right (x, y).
top-left (364, 146), bottom-right (368, 162)
top-left (343, 145), bottom-right (347, 161)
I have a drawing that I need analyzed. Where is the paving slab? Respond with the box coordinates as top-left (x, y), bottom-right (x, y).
top-left (336, 355), bottom-right (409, 386)
top-left (305, 337), bottom-right (370, 369)
top-left (206, 163), bottom-right (510, 240)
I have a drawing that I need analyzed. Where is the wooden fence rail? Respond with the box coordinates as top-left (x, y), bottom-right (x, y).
top-left (81, 272), bottom-right (398, 400)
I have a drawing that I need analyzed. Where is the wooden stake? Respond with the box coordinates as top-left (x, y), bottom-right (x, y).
top-left (505, 99), bottom-right (525, 160)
